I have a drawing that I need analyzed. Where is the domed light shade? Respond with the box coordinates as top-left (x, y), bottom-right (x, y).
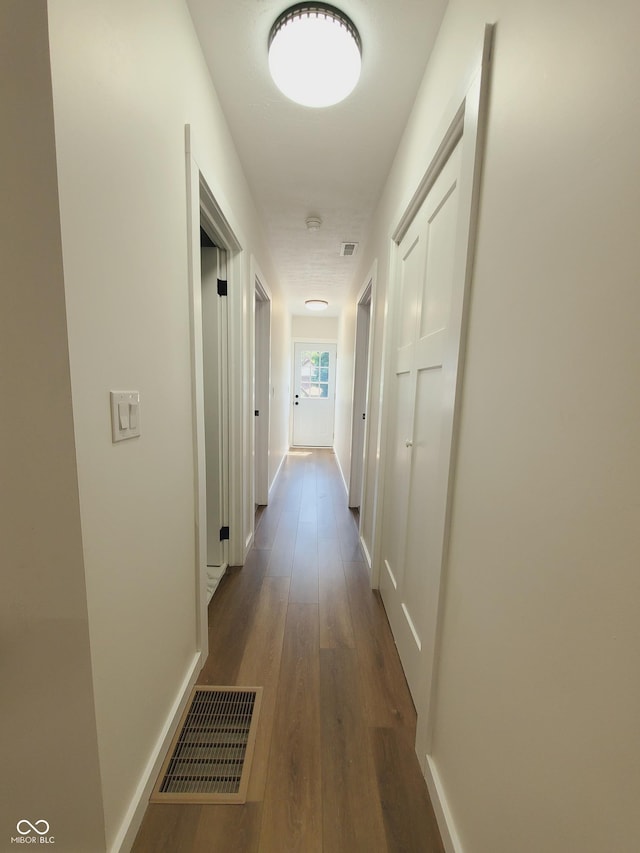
top-left (305, 299), bottom-right (329, 311)
top-left (268, 4), bottom-right (362, 108)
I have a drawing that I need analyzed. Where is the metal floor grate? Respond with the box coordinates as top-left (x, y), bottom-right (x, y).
top-left (151, 686), bottom-right (262, 804)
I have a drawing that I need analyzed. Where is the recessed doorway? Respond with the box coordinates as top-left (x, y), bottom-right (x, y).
top-left (348, 279), bottom-right (373, 510)
top-left (254, 277), bottom-right (271, 507)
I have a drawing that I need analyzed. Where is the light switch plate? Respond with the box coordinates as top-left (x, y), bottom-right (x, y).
top-left (110, 391), bottom-right (140, 442)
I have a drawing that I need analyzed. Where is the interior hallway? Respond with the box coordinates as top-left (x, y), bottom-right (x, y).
top-left (132, 450), bottom-right (444, 852)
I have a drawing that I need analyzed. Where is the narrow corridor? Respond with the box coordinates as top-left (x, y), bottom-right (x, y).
top-left (133, 450), bottom-right (444, 852)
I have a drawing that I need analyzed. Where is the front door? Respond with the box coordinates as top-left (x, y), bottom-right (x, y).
top-left (380, 142), bottom-right (463, 707)
top-left (292, 342), bottom-right (337, 447)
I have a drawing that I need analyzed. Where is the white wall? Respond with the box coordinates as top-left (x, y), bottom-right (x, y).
top-left (46, 0), bottom-right (285, 846)
top-left (13, 0), bottom-right (639, 849)
top-left (291, 314), bottom-right (338, 340)
top-left (356, 1), bottom-right (640, 850)
top-left (0, 2), bottom-right (105, 849)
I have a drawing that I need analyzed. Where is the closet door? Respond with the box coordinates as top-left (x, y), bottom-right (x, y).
top-left (380, 142), bottom-right (463, 705)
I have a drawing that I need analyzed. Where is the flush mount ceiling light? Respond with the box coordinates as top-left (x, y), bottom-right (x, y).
top-left (305, 299), bottom-right (329, 311)
top-left (306, 216), bottom-right (322, 231)
top-left (268, 3), bottom-right (362, 108)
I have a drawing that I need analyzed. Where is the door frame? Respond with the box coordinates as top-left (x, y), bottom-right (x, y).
top-left (372, 26), bottom-right (493, 778)
top-left (348, 267), bottom-right (376, 513)
top-left (200, 243), bottom-right (229, 586)
top-left (252, 263), bottom-right (271, 507)
top-left (185, 125), bottom-right (246, 660)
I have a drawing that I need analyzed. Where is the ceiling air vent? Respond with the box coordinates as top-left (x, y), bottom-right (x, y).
top-left (340, 242), bottom-right (358, 257)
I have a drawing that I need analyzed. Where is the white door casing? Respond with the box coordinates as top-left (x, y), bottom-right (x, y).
top-left (201, 245), bottom-right (228, 574)
top-left (381, 140), bottom-right (461, 700)
top-left (254, 279), bottom-right (271, 506)
top-left (348, 281), bottom-right (373, 510)
top-left (292, 341), bottom-right (337, 447)
top-left (376, 29), bottom-right (493, 774)
top-left (186, 124), bottom-right (245, 658)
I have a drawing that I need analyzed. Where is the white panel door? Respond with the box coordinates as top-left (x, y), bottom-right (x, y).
top-left (201, 246), bottom-right (228, 570)
top-left (348, 294), bottom-right (372, 509)
top-left (380, 143), bottom-right (462, 705)
top-left (254, 293), bottom-right (270, 506)
top-left (292, 342), bottom-right (337, 447)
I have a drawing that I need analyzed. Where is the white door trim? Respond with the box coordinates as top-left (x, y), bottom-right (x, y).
top-left (201, 245), bottom-right (228, 582)
top-left (252, 259), bottom-right (271, 508)
top-left (348, 264), bottom-right (377, 515)
top-left (372, 24), bottom-right (494, 774)
top-left (185, 125), bottom-right (247, 658)
top-left (291, 336), bottom-right (338, 343)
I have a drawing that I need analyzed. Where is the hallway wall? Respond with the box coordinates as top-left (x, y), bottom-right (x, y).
top-left (1, 3), bottom-right (105, 849)
top-left (353, 1), bottom-right (640, 850)
top-left (46, 0), bottom-right (286, 847)
top-left (291, 314), bottom-right (339, 340)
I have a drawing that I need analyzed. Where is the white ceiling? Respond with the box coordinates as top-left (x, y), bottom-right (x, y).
top-left (186, 0), bottom-right (448, 316)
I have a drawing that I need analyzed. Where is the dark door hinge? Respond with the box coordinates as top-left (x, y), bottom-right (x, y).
top-left (217, 278), bottom-right (228, 297)
top-left (255, 410), bottom-right (259, 416)
top-left (219, 525), bottom-right (230, 541)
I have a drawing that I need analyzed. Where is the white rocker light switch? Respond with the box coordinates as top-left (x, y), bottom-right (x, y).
top-left (110, 391), bottom-right (141, 442)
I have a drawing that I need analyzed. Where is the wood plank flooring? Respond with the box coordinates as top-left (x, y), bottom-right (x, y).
top-left (132, 450), bottom-right (444, 853)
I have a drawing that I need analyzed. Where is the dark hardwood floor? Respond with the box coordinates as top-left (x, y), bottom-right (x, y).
top-left (133, 450), bottom-right (444, 853)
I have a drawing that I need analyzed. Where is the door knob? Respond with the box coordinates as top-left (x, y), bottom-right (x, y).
top-left (294, 401), bottom-right (299, 406)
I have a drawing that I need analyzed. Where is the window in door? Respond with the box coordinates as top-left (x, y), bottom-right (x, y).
top-left (300, 350), bottom-right (330, 398)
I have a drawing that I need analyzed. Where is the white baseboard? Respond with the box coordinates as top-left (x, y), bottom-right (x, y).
top-left (423, 754), bottom-right (464, 853)
top-left (359, 535), bottom-right (372, 572)
top-left (207, 563), bottom-right (227, 604)
top-left (333, 450), bottom-right (349, 497)
top-left (268, 451), bottom-right (286, 500)
top-left (245, 529), bottom-right (254, 558)
top-left (110, 651), bottom-right (202, 853)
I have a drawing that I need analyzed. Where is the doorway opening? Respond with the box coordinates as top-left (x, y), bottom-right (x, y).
top-left (186, 124), bottom-right (244, 661)
top-left (254, 277), bottom-right (271, 511)
top-left (348, 278), bottom-right (374, 511)
top-left (199, 226), bottom-right (229, 603)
